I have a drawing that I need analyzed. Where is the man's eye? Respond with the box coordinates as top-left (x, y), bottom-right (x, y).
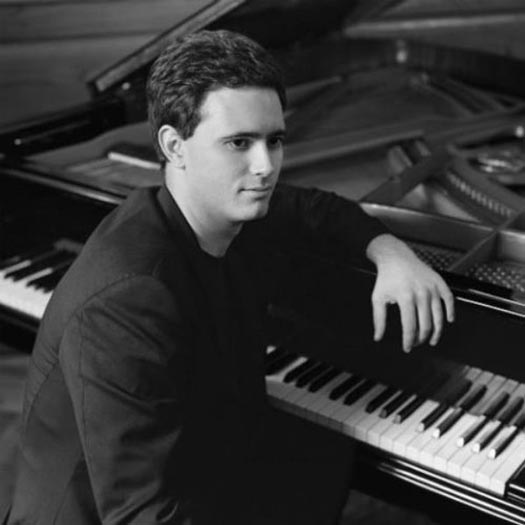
top-left (227, 138), bottom-right (250, 150)
top-left (268, 136), bottom-right (284, 149)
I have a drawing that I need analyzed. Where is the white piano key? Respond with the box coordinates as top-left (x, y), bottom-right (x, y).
top-left (291, 373), bottom-right (349, 422)
top-left (280, 378), bottom-right (311, 405)
top-left (447, 433), bottom-right (480, 478)
top-left (328, 382), bottom-right (386, 435)
top-left (341, 383), bottom-right (396, 440)
top-left (471, 374), bottom-right (506, 415)
top-left (456, 375), bottom-right (511, 447)
top-left (475, 426), bottom-right (522, 490)
top-left (405, 407), bottom-right (454, 463)
top-left (419, 410), bottom-right (476, 468)
top-left (461, 421), bottom-right (502, 483)
top-left (426, 372), bottom-right (494, 460)
top-left (307, 372), bottom-right (352, 421)
top-left (432, 413), bottom-right (479, 472)
top-left (352, 387), bottom-right (404, 442)
top-left (264, 356), bottom-right (525, 499)
top-left (392, 367), bottom-right (473, 456)
top-left (471, 419), bottom-right (502, 453)
top-left (265, 356), bottom-right (308, 403)
top-left (0, 255), bottom-right (37, 274)
top-left (490, 434), bottom-right (525, 495)
top-left (366, 393), bottom-right (418, 448)
top-left (390, 400), bottom-right (440, 456)
top-left (470, 381), bottom-right (521, 452)
top-left (315, 375), bottom-right (369, 430)
top-left (0, 260), bottom-right (64, 319)
top-left (307, 372), bottom-right (349, 411)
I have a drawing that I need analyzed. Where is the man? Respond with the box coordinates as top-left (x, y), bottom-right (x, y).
top-left (8, 30), bottom-right (454, 524)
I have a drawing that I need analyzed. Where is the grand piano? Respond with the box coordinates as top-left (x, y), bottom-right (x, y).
top-left (3, 0), bottom-right (525, 522)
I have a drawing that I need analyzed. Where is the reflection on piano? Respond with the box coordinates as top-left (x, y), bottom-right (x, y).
top-left (4, 0), bottom-right (525, 523)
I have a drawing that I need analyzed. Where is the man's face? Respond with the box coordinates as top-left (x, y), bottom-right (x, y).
top-left (179, 86), bottom-right (285, 225)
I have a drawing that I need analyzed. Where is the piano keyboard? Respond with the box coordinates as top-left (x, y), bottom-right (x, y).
top-left (0, 240), bottom-right (80, 320)
top-left (265, 345), bottom-right (525, 499)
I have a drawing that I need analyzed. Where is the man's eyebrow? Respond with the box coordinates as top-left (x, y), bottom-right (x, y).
top-left (221, 129), bottom-right (287, 140)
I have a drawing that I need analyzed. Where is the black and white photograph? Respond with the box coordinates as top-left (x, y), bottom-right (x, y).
top-left (2, 1), bottom-right (525, 523)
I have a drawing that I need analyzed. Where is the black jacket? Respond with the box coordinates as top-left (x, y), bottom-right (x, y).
top-left (8, 183), bottom-right (386, 524)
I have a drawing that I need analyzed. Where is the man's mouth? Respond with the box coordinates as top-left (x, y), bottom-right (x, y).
top-left (243, 186), bottom-right (272, 192)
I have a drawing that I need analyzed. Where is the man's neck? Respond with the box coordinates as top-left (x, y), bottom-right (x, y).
top-left (165, 177), bottom-right (241, 258)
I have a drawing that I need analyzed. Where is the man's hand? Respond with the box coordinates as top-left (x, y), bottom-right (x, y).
top-left (366, 234), bottom-right (454, 352)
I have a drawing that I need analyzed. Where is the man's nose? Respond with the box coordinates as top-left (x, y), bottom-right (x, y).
top-left (250, 143), bottom-right (274, 177)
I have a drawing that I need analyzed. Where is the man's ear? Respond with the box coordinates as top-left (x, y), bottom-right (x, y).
top-left (158, 124), bottom-right (185, 168)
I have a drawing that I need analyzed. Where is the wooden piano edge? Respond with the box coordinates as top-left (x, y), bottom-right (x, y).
top-left (355, 443), bottom-right (525, 524)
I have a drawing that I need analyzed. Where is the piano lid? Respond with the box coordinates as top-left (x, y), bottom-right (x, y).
top-left (2, 0), bottom-right (525, 158)
top-left (90, 0), bottom-right (247, 95)
top-left (89, 0), bottom-right (525, 96)
top-left (0, 0), bottom-right (404, 157)
top-left (89, 0), bottom-right (403, 95)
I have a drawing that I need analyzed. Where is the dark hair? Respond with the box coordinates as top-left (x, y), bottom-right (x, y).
top-left (146, 29), bottom-right (286, 162)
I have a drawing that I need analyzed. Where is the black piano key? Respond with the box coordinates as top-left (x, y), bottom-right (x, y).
top-left (458, 417), bottom-right (487, 448)
top-left (366, 385), bottom-right (398, 414)
top-left (474, 422), bottom-right (505, 453)
top-left (395, 395), bottom-right (426, 424)
top-left (5, 250), bottom-right (72, 280)
top-left (3, 249), bottom-right (61, 279)
top-left (417, 403), bottom-right (450, 432)
top-left (434, 384), bottom-right (488, 438)
top-left (381, 368), bottom-right (437, 418)
top-left (417, 379), bottom-right (472, 432)
top-left (30, 266), bottom-right (70, 292)
top-left (343, 378), bottom-right (376, 406)
top-left (498, 396), bottom-right (524, 424)
top-left (264, 346), bottom-right (286, 368)
top-left (295, 362), bottom-right (329, 388)
top-left (328, 375), bottom-right (363, 401)
top-left (283, 359), bottom-right (318, 383)
top-left (380, 390), bottom-right (412, 418)
top-left (484, 390), bottom-right (511, 420)
top-left (514, 411), bottom-right (525, 431)
top-left (266, 352), bottom-right (298, 376)
top-left (27, 257), bottom-right (75, 286)
top-left (458, 390), bottom-right (511, 446)
top-left (0, 245), bottom-right (53, 270)
top-left (473, 397), bottom-right (524, 453)
top-left (488, 427), bottom-right (520, 460)
top-left (308, 367), bottom-right (340, 393)
top-left (460, 383), bottom-right (487, 411)
top-left (394, 373), bottom-right (450, 424)
top-left (488, 411), bottom-right (525, 459)
top-left (445, 379), bottom-right (473, 406)
top-left (434, 407), bottom-right (463, 438)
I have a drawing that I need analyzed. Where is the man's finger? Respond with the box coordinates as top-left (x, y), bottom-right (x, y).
top-left (399, 298), bottom-right (417, 353)
top-left (430, 293), bottom-right (444, 346)
top-left (372, 296), bottom-right (387, 342)
top-left (439, 281), bottom-right (455, 323)
top-left (416, 291), bottom-right (432, 345)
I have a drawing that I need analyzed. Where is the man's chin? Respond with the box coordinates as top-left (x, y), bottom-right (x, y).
top-left (238, 201), bottom-right (270, 222)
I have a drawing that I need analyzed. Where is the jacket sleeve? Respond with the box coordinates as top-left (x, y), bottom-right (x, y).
top-left (243, 182), bottom-right (390, 261)
top-left (59, 275), bottom-right (191, 524)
